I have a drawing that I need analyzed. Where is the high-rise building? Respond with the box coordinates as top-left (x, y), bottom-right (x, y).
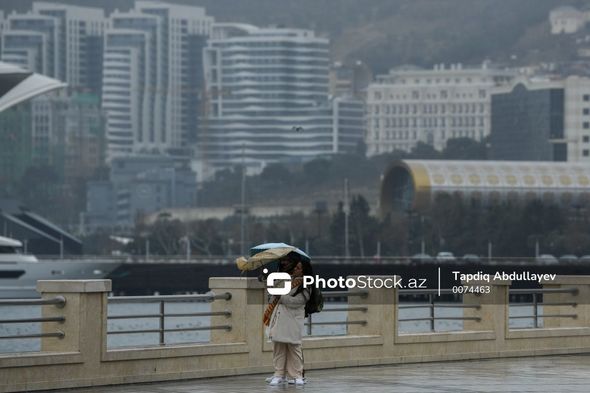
top-left (30, 92), bottom-right (105, 182)
top-left (1, 3), bottom-right (105, 93)
top-left (2, 13), bottom-right (60, 77)
top-left (0, 102), bottom-right (32, 188)
top-left (365, 63), bottom-right (516, 156)
top-left (200, 23), bottom-right (364, 177)
top-left (329, 61), bottom-right (372, 99)
top-left (103, 1), bottom-right (213, 160)
top-left (0, 12), bottom-right (6, 60)
top-left (490, 76), bottom-right (590, 162)
top-left (85, 156), bottom-right (197, 231)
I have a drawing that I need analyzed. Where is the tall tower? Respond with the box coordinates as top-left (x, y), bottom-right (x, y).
top-left (103, 1), bottom-right (212, 160)
top-left (202, 23), bottom-right (355, 177)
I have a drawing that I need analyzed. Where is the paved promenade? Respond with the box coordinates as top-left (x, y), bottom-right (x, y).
top-left (48, 355), bottom-right (590, 393)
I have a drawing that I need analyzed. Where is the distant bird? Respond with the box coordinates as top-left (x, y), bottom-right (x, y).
top-left (292, 126), bottom-right (304, 132)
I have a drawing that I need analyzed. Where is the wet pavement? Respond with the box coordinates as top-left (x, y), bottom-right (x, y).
top-left (49, 355), bottom-right (590, 392)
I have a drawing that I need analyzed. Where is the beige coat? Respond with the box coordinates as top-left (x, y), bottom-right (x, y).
top-left (268, 286), bottom-right (310, 344)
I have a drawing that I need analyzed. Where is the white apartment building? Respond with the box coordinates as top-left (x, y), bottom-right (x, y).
top-left (1, 3), bottom-right (105, 92)
top-left (102, 24), bottom-right (154, 158)
top-left (103, 1), bottom-right (213, 160)
top-left (365, 63), bottom-right (516, 156)
top-left (200, 23), bottom-right (364, 177)
top-left (549, 6), bottom-right (590, 34)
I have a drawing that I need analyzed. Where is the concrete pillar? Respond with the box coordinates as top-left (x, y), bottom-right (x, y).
top-left (347, 276), bottom-right (397, 350)
top-left (542, 276), bottom-right (590, 328)
top-left (37, 280), bottom-right (111, 359)
top-left (463, 279), bottom-right (510, 338)
top-left (209, 277), bottom-right (265, 360)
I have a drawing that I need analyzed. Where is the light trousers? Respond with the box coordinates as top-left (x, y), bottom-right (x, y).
top-left (272, 341), bottom-right (303, 379)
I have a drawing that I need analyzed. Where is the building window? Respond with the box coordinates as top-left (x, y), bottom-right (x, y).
top-left (585, 108), bottom-right (590, 115)
top-left (584, 149), bottom-right (590, 157)
top-left (585, 122), bottom-right (590, 129)
top-left (584, 94), bottom-right (590, 102)
top-left (584, 136), bottom-right (590, 143)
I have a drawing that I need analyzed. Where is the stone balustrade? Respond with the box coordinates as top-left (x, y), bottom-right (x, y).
top-left (1, 276), bottom-right (590, 392)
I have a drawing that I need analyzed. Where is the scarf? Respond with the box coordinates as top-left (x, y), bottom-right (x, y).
top-left (263, 276), bottom-right (303, 326)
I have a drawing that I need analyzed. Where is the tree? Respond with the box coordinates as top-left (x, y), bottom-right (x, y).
top-left (411, 142), bottom-right (440, 159)
top-left (329, 202), bottom-right (346, 256)
top-left (442, 137), bottom-right (488, 160)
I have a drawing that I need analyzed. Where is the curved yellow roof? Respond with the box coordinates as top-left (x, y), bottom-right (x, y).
top-left (380, 160), bottom-right (590, 215)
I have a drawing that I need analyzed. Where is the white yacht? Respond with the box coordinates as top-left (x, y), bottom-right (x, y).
top-left (0, 236), bottom-right (120, 298)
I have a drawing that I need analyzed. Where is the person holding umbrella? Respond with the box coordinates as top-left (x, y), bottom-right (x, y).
top-left (264, 253), bottom-right (310, 386)
top-left (235, 243), bottom-right (312, 386)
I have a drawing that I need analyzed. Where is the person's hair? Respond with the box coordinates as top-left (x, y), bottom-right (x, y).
top-left (278, 252), bottom-right (314, 297)
top-left (278, 252), bottom-right (301, 274)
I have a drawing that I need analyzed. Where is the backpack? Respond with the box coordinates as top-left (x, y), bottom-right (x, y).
top-left (305, 285), bottom-right (323, 317)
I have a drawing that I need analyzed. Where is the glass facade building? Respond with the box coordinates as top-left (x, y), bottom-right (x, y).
top-left (491, 83), bottom-right (565, 161)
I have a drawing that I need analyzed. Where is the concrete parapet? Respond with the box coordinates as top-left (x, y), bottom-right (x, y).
top-left (1, 276), bottom-right (590, 392)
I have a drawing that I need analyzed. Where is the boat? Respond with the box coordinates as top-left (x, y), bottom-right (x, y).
top-left (0, 236), bottom-right (120, 298)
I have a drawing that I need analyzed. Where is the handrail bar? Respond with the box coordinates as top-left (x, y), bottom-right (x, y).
top-left (0, 316), bottom-right (65, 324)
top-left (399, 316), bottom-right (481, 322)
top-left (0, 296), bottom-right (66, 307)
top-left (321, 307), bottom-right (368, 312)
top-left (304, 320), bottom-right (367, 326)
top-left (321, 291), bottom-right (368, 298)
top-left (108, 325), bottom-right (231, 335)
top-left (107, 311), bottom-right (231, 320)
top-left (399, 289), bottom-right (455, 295)
top-left (509, 288), bottom-right (578, 295)
top-left (399, 304), bottom-right (480, 309)
top-left (510, 302), bottom-right (577, 307)
top-left (510, 314), bottom-right (577, 319)
top-left (108, 292), bottom-right (231, 303)
top-left (0, 331), bottom-right (64, 340)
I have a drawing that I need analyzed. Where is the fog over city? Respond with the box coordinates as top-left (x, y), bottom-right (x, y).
top-left (1, 0), bottom-right (590, 259)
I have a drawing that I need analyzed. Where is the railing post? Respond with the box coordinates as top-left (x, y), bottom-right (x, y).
top-left (36, 280), bottom-right (111, 358)
top-left (428, 293), bottom-right (435, 332)
top-left (533, 293), bottom-right (538, 328)
top-left (159, 301), bottom-right (165, 345)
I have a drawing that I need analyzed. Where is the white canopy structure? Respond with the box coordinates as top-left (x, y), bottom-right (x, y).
top-left (0, 62), bottom-right (66, 112)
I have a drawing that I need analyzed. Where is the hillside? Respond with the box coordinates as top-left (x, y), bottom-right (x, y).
top-left (2, 0), bottom-right (586, 73)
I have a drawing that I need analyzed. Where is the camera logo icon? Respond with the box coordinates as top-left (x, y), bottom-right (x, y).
top-left (263, 268), bottom-right (291, 295)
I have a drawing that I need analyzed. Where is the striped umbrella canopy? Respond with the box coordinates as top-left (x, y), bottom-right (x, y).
top-left (235, 242), bottom-right (311, 271)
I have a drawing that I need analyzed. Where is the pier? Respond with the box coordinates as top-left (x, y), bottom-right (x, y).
top-left (1, 276), bottom-right (590, 392)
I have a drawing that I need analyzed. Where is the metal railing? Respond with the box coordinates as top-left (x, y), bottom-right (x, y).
top-left (0, 296), bottom-right (67, 340)
top-left (508, 288), bottom-right (578, 329)
top-left (397, 290), bottom-right (480, 332)
top-left (107, 292), bottom-right (232, 345)
top-left (306, 291), bottom-right (368, 335)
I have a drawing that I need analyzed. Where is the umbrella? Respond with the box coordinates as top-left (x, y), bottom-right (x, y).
top-left (235, 242), bottom-right (311, 271)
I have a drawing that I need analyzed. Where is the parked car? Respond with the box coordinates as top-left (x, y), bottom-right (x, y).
top-left (580, 255), bottom-right (590, 263)
top-left (411, 253), bottom-right (433, 263)
top-left (559, 254), bottom-right (578, 263)
top-left (462, 254), bottom-right (481, 262)
top-left (436, 251), bottom-right (456, 262)
top-left (535, 254), bottom-right (558, 264)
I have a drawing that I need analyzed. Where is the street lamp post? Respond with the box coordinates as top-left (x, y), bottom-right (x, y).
top-left (344, 178), bottom-right (350, 258)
